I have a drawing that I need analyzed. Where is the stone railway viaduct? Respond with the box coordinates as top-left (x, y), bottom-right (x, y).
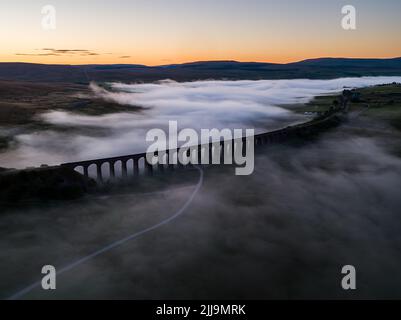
top-left (61, 105), bottom-right (346, 182)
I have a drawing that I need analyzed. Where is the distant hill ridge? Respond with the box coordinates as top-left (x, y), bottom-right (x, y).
top-left (1, 57), bottom-right (401, 83)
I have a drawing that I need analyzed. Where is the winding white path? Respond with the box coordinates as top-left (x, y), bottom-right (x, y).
top-left (7, 166), bottom-right (204, 300)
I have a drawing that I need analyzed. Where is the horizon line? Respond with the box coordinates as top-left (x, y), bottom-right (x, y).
top-left (1, 56), bottom-right (401, 67)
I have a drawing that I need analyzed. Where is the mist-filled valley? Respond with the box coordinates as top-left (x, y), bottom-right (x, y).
top-left (1, 77), bottom-right (401, 169)
top-left (1, 77), bottom-right (401, 299)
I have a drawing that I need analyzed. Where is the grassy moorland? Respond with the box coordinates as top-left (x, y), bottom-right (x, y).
top-left (356, 84), bottom-right (401, 131)
top-left (0, 80), bottom-right (140, 126)
top-left (293, 83), bottom-right (401, 159)
top-left (0, 81), bottom-right (142, 150)
top-left (296, 83), bottom-right (401, 129)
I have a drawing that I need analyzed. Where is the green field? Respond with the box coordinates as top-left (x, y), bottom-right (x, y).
top-left (296, 83), bottom-right (401, 131)
top-left (356, 84), bottom-right (401, 130)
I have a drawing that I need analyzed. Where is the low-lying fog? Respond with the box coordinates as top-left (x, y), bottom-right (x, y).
top-left (1, 76), bottom-right (401, 169)
top-left (1, 77), bottom-right (401, 299)
top-left (2, 125), bottom-right (401, 299)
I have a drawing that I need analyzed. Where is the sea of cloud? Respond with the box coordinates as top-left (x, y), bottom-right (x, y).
top-left (2, 77), bottom-right (401, 298)
top-left (2, 129), bottom-right (401, 299)
top-left (1, 76), bottom-right (401, 169)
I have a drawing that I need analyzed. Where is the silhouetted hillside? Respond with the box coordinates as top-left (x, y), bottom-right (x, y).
top-left (1, 57), bottom-right (401, 83)
top-left (291, 57), bottom-right (401, 67)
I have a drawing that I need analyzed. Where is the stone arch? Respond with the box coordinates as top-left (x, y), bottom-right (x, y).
top-left (88, 163), bottom-right (97, 180)
top-left (137, 157), bottom-right (146, 175)
top-left (74, 165), bottom-right (84, 175)
top-left (100, 162), bottom-right (111, 181)
top-left (126, 159), bottom-right (134, 177)
top-left (113, 160), bottom-right (123, 179)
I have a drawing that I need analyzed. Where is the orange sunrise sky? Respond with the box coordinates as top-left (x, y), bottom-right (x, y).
top-left (1, 0), bottom-right (401, 66)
